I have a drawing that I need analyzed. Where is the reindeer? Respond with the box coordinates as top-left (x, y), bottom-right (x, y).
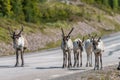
top-left (61, 28), bottom-right (74, 68)
top-left (117, 61), bottom-right (120, 70)
top-left (84, 34), bottom-right (97, 67)
top-left (8, 26), bottom-right (27, 67)
top-left (92, 37), bottom-right (104, 70)
top-left (73, 37), bottom-right (84, 67)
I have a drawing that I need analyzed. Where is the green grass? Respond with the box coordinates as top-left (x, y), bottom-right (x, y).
top-left (45, 40), bottom-right (61, 49)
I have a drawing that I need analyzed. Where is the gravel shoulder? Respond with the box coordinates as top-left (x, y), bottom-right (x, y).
top-left (51, 65), bottom-right (120, 80)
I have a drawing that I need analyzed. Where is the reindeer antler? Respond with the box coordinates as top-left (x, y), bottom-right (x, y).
top-left (61, 28), bottom-right (65, 36)
top-left (97, 37), bottom-right (101, 42)
top-left (82, 37), bottom-right (85, 43)
top-left (67, 27), bottom-right (74, 37)
top-left (8, 27), bottom-right (13, 35)
top-left (18, 25), bottom-right (23, 35)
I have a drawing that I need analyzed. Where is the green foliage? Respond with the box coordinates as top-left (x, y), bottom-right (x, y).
top-left (113, 0), bottom-right (119, 11)
top-left (23, 0), bottom-right (40, 23)
top-left (81, 0), bottom-right (120, 12)
top-left (39, 0), bottom-right (47, 3)
top-left (11, 0), bottom-right (24, 20)
top-left (0, 0), bottom-right (83, 24)
top-left (0, 0), bottom-right (13, 17)
top-left (38, 2), bottom-right (82, 23)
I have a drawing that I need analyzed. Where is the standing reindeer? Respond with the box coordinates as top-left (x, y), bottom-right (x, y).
top-left (73, 37), bottom-right (84, 67)
top-left (61, 28), bottom-right (74, 68)
top-left (92, 37), bottom-right (104, 70)
top-left (84, 34), bottom-right (97, 67)
top-left (8, 26), bottom-right (27, 67)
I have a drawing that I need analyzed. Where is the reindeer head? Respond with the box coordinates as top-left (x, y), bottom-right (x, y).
top-left (88, 34), bottom-right (97, 42)
top-left (61, 28), bottom-right (74, 42)
top-left (8, 26), bottom-right (23, 48)
top-left (78, 37), bottom-right (84, 51)
top-left (92, 37), bottom-right (101, 50)
top-left (61, 28), bottom-right (74, 49)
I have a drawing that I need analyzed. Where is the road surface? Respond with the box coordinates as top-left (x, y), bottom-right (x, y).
top-left (0, 32), bottom-right (120, 80)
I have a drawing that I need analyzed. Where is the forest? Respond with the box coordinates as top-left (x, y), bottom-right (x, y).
top-left (0, 0), bottom-right (120, 24)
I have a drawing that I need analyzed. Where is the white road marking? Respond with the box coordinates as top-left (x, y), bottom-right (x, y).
top-left (50, 74), bottom-right (60, 78)
top-left (105, 42), bottom-right (120, 49)
top-left (34, 79), bottom-right (41, 80)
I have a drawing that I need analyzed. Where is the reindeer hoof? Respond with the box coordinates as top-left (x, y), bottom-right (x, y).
top-left (86, 64), bottom-right (88, 67)
top-left (117, 67), bottom-right (120, 70)
top-left (97, 68), bottom-right (99, 70)
top-left (90, 64), bottom-right (92, 67)
top-left (68, 65), bottom-right (71, 68)
top-left (80, 64), bottom-right (82, 67)
top-left (62, 64), bottom-right (67, 68)
top-left (15, 63), bottom-right (19, 67)
top-left (21, 65), bottom-right (24, 67)
top-left (15, 65), bottom-right (18, 67)
top-left (73, 65), bottom-right (76, 68)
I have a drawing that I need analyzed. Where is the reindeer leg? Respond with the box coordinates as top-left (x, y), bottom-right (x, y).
top-left (21, 50), bottom-right (24, 67)
top-left (68, 53), bottom-right (70, 68)
top-left (86, 54), bottom-right (89, 67)
top-left (77, 52), bottom-right (79, 67)
top-left (65, 53), bottom-right (68, 68)
top-left (80, 52), bottom-right (82, 67)
top-left (73, 52), bottom-right (76, 67)
top-left (68, 51), bottom-right (72, 68)
top-left (62, 51), bottom-right (65, 68)
top-left (97, 55), bottom-right (99, 70)
top-left (100, 53), bottom-right (102, 70)
top-left (15, 50), bottom-right (19, 67)
top-left (94, 54), bottom-right (97, 70)
top-left (90, 52), bottom-right (92, 67)
top-left (70, 52), bottom-right (72, 67)
top-left (117, 62), bottom-right (120, 70)
top-left (69, 51), bottom-right (72, 68)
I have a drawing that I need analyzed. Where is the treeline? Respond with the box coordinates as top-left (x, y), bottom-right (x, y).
top-left (81, 0), bottom-right (120, 11)
top-left (0, 0), bottom-right (76, 23)
top-left (0, 0), bottom-right (41, 23)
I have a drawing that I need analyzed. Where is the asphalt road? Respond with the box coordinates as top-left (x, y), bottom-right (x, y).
top-left (0, 32), bottom-right (120, 80)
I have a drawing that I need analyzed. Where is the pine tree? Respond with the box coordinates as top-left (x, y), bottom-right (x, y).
top-left (0, 0), bottom-right (13, 17)
top-left (113, 0), bottom-right (118, 10)
top-left (88, 0), bottom-right (95, 4)
top-left (23, 0), bottom-right (40, 23)
top-left (102, 0), bottom-right (109, 7)
top-left (11, 0), bottom-right (24, 20)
